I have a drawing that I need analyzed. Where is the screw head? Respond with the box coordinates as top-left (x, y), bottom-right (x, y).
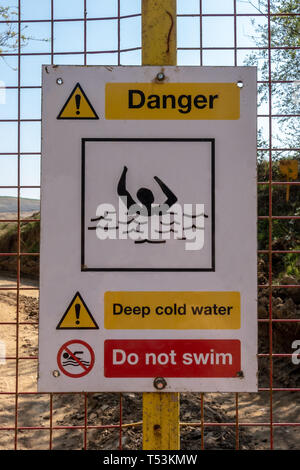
top-left (52, 370), bottom-right (60, 377)
top-left (156, 72), bottom-right (165, 81)
top-left (153, 377), bottom-right (167, 390)
top-left (56, 78), bottom-right (63, 85)
top-left (237, 80), bottom-right (244, 88)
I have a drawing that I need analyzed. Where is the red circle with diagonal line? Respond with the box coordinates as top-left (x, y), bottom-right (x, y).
top-left (57, 339), bottom-right (95, 378)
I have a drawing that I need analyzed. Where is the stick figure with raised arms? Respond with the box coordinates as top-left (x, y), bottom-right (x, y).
top-left (117, 165), bottom-right (177, 216)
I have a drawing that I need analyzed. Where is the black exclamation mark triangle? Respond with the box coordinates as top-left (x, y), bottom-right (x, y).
top-left (56, 292), bottom-right (99, 329)
top-left (57, 83), bottom-right (99, 120)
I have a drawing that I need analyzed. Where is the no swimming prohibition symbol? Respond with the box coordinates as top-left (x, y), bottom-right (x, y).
top-left (57, 340), bottom-right (95, 378)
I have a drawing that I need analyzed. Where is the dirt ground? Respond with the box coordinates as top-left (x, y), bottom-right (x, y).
top-left (0, 275), bottom-right (299, 450)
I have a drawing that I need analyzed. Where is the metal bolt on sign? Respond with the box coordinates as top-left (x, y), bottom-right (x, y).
top-left (153, 377), bottom-right (167, 390)
top-left (156, 72), bottom-right (165, 81)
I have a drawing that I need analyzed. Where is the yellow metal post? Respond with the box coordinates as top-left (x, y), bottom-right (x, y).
top-left (142, 0), bottom-right (180, 451)
top-left (142, 0), bottom-right (176, 66)
top-left (143, 392), bottom-right (180, 450)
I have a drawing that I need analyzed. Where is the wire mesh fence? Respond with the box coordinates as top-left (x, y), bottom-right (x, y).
top-left (0, 0), bottom-right (299, 450)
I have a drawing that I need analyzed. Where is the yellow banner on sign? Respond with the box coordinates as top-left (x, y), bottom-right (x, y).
top-left (105, 83), bottom-right (240, 120)
top-left (104, 292), bottom-right (240, 329)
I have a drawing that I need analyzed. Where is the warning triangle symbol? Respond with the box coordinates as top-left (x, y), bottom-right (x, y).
top-left (57, 83), bottom-right (99, 120)
top-left (56, 292), bottom-right (99, 329)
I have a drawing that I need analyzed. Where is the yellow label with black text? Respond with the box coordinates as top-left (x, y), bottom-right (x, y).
top-left (105, 83), bottom-right (240, 120)
top-left (104, 292), bottom-right (240, 329)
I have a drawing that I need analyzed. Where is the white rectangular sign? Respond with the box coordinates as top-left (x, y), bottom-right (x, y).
top-left (38, 66), bottom-right (257, 392)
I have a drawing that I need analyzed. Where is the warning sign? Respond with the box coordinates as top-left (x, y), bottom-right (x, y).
top-left (106, 83), bottom-right (240, 120)
top-left (57, 339), bottom-right (95, 378)
top-left (104, 291), bottom-right (240, 329)
top-left (39, 66), bottom-right (257, 393)
top-left (104, 339), bottom-right (241, 378)
top-left (57, 83), bottom-right (98, 120)
top-left (56, 292), bottom-right (99, 329)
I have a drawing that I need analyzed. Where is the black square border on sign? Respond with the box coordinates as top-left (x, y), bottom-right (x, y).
top-left (81, 138), bottom-right (215, 272)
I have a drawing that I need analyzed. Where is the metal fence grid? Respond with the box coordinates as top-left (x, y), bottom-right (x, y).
top-left (0, 0), bottom-right (299, 450)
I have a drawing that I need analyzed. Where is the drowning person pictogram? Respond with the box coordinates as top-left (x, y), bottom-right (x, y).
top-left (88, 165), bottom-right (208, 248)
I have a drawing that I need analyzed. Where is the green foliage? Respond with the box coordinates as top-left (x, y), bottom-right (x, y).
top-left (0, 217), bottom-right (40, 253)
top-left (0, 216), bottom-right (40, 278)
top-left (0, 6), bottom-right (28, 54)
top-left (241, 0), bottom-right (300, 149)
top-left (241, 0), bottom-right (300, 279)
top-left (0, 6), bottom-right (49, 58)
top-left (285, 249), bottom-right (300, 277)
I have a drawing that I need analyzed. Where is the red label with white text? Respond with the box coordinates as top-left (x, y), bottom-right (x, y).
top-left (104, 339), bottom-right (241, 378)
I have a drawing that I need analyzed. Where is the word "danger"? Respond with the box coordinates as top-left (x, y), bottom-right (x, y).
top-left (105, 83), bottom-right (240, 120)
top-left (128, 90), bottom-right (219, 114)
